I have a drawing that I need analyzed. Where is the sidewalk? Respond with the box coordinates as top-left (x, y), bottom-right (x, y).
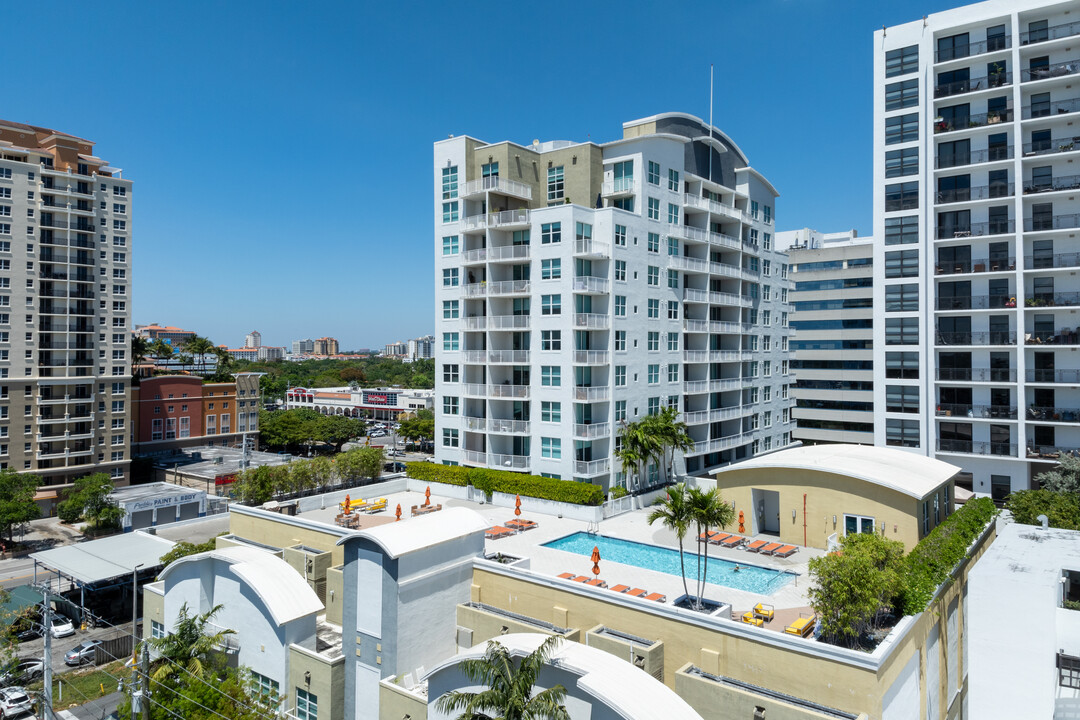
top-left (56, 690), bottom-right (123, 719)
top-left (4, 515), bottom-right (85, 555)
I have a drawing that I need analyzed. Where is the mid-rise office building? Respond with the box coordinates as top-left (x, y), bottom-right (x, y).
top-left (874, 0), bottom-right (1080, 499)
top-left (407, 335), bottom-right (434, 361)
top-left (434, 113), bottom-right (794, 490)
top-left (782, 229), bottom-right (875, 445)
top-left (292, 338), bottom-right (314, 355)
top-left (0, 120), bottom-right (132, 488)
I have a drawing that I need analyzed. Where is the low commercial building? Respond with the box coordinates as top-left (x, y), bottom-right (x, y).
top-left (110, 482), bottom-right (209, 532)
top-left (711, 444), bottom-right (959, 551)
top-left (132, 373), bottom-right (261, 453)
top-left (285, 386), bottom-right (434, 421)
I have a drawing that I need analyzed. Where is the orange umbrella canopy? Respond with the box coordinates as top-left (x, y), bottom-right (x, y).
top-left (424, 486), bottom-right (431, 507)
top-left (344, 494), bottom-right (351, 515)
top-left (395, 503), bottom-right (402, 521)
top-left (515, 494), bottom-right (522, 516)
top-left (591, 545), bottom-right (601, 577)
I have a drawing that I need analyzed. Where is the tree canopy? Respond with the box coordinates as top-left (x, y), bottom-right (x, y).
top-left (1034, 454), bottom-right (1080, 494)
top-left (0, 470), bottom-right (40, 544)
top-left (258, 409), bottom-right (365, 452)
top-left (229, 358), bottom-right (434, 402)
top-left (57, 472), bottom-right (124, 530)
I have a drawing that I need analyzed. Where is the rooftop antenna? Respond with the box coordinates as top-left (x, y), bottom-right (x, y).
top-left (708, 64), bottom-right (714, 183)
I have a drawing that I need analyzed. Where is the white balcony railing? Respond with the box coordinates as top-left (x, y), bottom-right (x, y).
top-left (572, 276), bottom-right (610, 294)
top-left (574, 458), bottom-right (611, 475)
top-left (460, 176), bottom-right (533, 200)
top-left (463, 450), bottom-right (488, 465)
top-left (573, 422), bottom-right (610, 439)
top-left (488, 350), bottom-right (529, 363)
top-left (488, 245), bottom-right (530, 262)
top-left (488, 384), bottom-right (529, 398)
top-left (490, 453), bottom-right (530, 470)
top-left (464, 416), bottom-right (486, 430)
top-left (487, 280), bottom-right (530, 296)
top-left (573, 350), bottom-right (610, 365)
top-left (488, 315), bottom-right (530, 330)
top-left (462, 383), bottom-right (487, 396)
top-left (574, 239), bottom-right (611, 258)
top-left (488, 419), bottom-right (530, 434)
top-left (573, 313), bottom-right (609, 329)
top-left (463, 350), bottom-right (487, 363)
top-left (574, 386), bottom-right (610, 401)
top-left (602, 177), bottom-right (634, 195)
top-left (464, 316), bottom-right (487, 330)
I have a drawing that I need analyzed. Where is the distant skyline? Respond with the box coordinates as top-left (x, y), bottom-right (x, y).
top-left (4, 0), bottom-right (970, 349)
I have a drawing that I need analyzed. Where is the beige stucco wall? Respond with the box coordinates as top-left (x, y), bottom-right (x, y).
top-left (325, 566), bottom-right (343, 627)
top-left (228, 511), bottom-right (346, 566)
top-left (467, 141), bottom-right (603, 212)
top-left (714, 467), bottom-right (953, 551)
top-left (288, 645), bottom-right (344, 720)
top-left (142, 583), bottom-right (164, 641)
top-left (379, 679), bottom-right (428, 720)
top-left (456, 604), bottom-right (579, 647)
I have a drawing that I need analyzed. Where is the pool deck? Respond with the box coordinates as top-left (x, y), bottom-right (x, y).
top-left (302, 487), bottom-right (822, 615)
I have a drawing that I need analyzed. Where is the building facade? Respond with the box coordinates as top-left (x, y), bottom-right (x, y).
top-left (257, 345), bottom-right (285, 361)
top-left (0, 120), bottom-right (132, 487)
top-left (135, 324), bottom-right (195, 346)
top-left (293, 338), bottom-right (315, 355)
top-left (131, 373), bottom-right (260, 453)
top-left (434, 113), bottom-right (794, 490)
top-left (313, 337), bottom-right (339, 356)
top-left (781, 229), bottom-right (876, 445)
top-left (285, 385), bottom-right (434, 421)
top-left (874, 0), bottom-right (1080, 499)
top-left (406, 335), bottom-right (434, 362)
top-left (244, 330), bottom-right (261, 348)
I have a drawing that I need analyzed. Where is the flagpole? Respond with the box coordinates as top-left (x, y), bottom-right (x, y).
top-left (708, 63), bottom-right (714, 182)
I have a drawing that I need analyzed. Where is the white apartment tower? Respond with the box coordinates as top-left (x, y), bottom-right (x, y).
top-left (244, 330), bottom-right (261, 348)
top-left (874, 0), bottom-right (1080, 500)
top-left (0, 120), bottom-right (132, 488)
top-left (434, 113), bottom-right (794, 490)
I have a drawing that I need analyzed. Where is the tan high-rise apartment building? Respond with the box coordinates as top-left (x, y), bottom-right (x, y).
top-left (313, 336), bottom-right (339, 355)
top-left (0, 120), bottom-right (132, 492)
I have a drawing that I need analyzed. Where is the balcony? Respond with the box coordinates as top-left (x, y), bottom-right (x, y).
top-left (573, 422), bottom-right (610, 439)
top-left (601, 177), bottom-right (634, 197)
top-left (936, 368), bottom-right (1017, 382)
top-left (1023, 97), bottom-right (1080, 119)
top-left (461, 248), bottom-right (487, 264)
top-left (1021, 137), bottom-right (1080, 157)
top-left (682, 193), bottom-right (749, 223)
top-left (486, 245), bottom-right (530, 262)
top-left (487, 350), bottom-right (529, 364)
top-left (935, 295), bottom-right (1014, 310)
top-left (490, 453), bottom-right (529, 470)
top-left (488, 419), bottom-right (530, 435)
top-left (486, 280), bottom-right (530, 296)
top-left (935, 331), bottom-right (1017, 346)
top-left (935, 404), bottom-right (1018, 419)
top-left (1021, 18), bottom-right (1080, 45)
top-left (935, 257), bottom-right (1015, 274)
top-left (683, 406), bottom-right (751, 424)
top-left (936, 220), bottom-right (1015, 239)
top-left (683, 350), bottom-right (748, 363)
top-left (1023, 292), bottom-right (1080, 308)
top-left (462, 208), bottom-right (530, 231)
top-left (935, 146), bottom-right (1013, 169)
top-left (1022, 59), bottom-right (1080, 83)
top-left (1024, 213), bottom-right (1080, 232)
top-left (573, 350), bottom-right (609, 365)
top-left (488, 384), bottom-right (529, 399)
top-left (463, 350), bottom-right (485, 363)
top-left (686, 432), bottom-right (754, 456)
top-left (463, 416), bottom-right (486, 431)
top-left (936, 440), bottom-right (1016, 456)
top-left (574, 239), bottom-right (610, 258)
top-left (574, 458), bottom-right (610, 476)
top-left (1027, 406), bottom-right (1080, 423)
top-left (37, 393), bottom-right (92, 405)
top-left (37, 412), bottom-right (95, 424)
top-left (1026, 330), bottom-right (1080, 346)
top-left (572, 276), bottom-right (609, 294)
top-left (459, 176), bottom-right (532, 201)
top-left (462, 450), bottom-right (487, 466)
top-left (935, 183), bottom-right (1014, 204)
top-left (1026, 252), bottom-right (1080, 270)
top-left (487, 315), bottom-right (530, 330)
top-left (463, 383), bottom-right (487, 397)
top-left (1026, 369), bottom-right (1080, 383)
top-left (684, 378), bottom-right (744, 394)
top-left (1027, 444), bottom-right (1080, 459)
top-left (934, 72), bottom-right (1011, 99)
top-left (573, 313), bottom-right (609, 330)
top-left (683, 319), bottom-right (751, 334)
top-left (573, 386), bottom-right (610, 401)
top-left (1024, 174), bottom-right (1080, 195)
top-left (934, 36), bottom-right (1011, 62)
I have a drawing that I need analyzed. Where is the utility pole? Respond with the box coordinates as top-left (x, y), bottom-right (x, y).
top-left (40, 585), bottom-right (54, 720)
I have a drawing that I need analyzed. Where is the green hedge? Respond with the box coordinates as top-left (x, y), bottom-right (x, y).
top-left (899, 497), bottom-right (997, 615)
top-left (404, 462), bottom-right (604, 506)
top-left (1006, 489), bottom-right (1080, 530)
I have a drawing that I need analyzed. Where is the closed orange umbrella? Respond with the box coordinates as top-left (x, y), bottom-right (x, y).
top-left (591, 545), bottom-right (601, 578)
top-left (424, 486), bottom-right (431, 507)
top-left (515, 494), bottom-right (521, 517)
top-left (344, 494), bottom-right (351, 515)
top-left (395, 503), bottom-right (402, 522)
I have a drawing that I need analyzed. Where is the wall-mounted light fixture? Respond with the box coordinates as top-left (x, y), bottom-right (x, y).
top-left (304, 671), bottom-right (311, 684)
top-left (832, 515), bottom-right (837, 525)
top-left (792, 509), bottom-right (797, 520)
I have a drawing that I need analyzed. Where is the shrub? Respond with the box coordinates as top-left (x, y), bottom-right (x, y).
top-left (611, 486), bottom-right (629, 499)
top-left (470, 471), bottom-right (604, 506)
top-left (1006, 489), bottom-right (1080, 530)
top-left (899, 497), bottom-right (997, 615)
top-left (405, 462), bottom-right (470, 486)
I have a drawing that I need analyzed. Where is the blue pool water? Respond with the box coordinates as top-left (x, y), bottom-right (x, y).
top-left (543, 532), bottom-right (793, 595)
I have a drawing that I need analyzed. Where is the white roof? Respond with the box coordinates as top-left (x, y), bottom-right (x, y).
top-left (712, 444), bottom-right (959, 499)
top-left (31, 532), bottom-right (176, 585)
top-left (426, 633), bottom-right (703, 720)
top-left (337, 506), bottom-right (488, 558)
top-left (159, 546), bottom-right (322, 626)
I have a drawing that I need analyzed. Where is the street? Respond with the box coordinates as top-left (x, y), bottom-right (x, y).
top-left (0, 558), bottom-right (58, 592)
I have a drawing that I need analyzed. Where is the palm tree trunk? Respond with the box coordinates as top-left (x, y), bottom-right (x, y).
top-left (700, 537), bottom-right (710, 607)
top-left (677, 536), bottom-right (690, 603)
top-left (694, 522), bottom-right (703, 608)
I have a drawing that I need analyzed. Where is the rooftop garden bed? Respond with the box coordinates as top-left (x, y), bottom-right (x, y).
top-left (405, 462), bottom-right (604, 506)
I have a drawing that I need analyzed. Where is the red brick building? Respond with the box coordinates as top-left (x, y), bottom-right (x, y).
top-left (132, 373), bottom-right (261, 453)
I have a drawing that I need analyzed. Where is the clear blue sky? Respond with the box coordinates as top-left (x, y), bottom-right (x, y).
top-left (5, 0), bottom-right (966, 350)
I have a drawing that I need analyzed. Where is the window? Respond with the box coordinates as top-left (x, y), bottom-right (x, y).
top-left (885, 182), bottom-right (919, 211)
top-left (296, 689), bottom-right (317, 720)
top-left (648, 397), bottom-right (660, 415)
top-left (886, 418), bottom-right (919, 447)
top-left (647, 331), bottom-right (659, 351)
top-left (646, 299), bottom-right (659, 318)
top-left (647, 266), bottom-right (659, 286)
top-left (885, 147), bottom-right (919, 177)
top-left (541, 294), bottom-right (561, 315)
top-left (647, 365), bottom-right (659, 384)
top-left (575, 222), bottom-right (592, 243)
top-left (886, 385), bottom-right (920, 413)
top-left (647, 232), bottom-right (660, 253)
top-left (151, 620), bottom-right (165, 639)
top-left (667, 332), bottom-right (678, 351)
top-left (667, 301), bottom-right (678, 319)
top-left (443, 300), bottom-right (459, 319)
top-left (541, 330), bottom-right (561, 350)
top-left (668, 364), bottom-right (679, 382)
top-left (547, 166), bottom-right (564, 204)
top-left (541, 366), bottom-right (561, 386)
top-left (442, 364), bottom-right (459, 382)
top-left (885, 249), bottom-right (919, 278)
top-left (885, 283), bottom-right (919, 311)
top-left (668, 168), bottom-right (679, 191)
top-left (442, 235), bottom-right (459, 255)
top-left (885, 113), bottom-right (919, 144)
top-left (615, 400), bottom-right (627, 421)
top-left (751, 201), bottom-right (759, 220)
top-left (885, 79), bottom-right (919, 110)
top-left (541, 437), bottom-right (561, 459)
top-left (885, 45), bottom-right (918, 77)
top-left (614, 296), bottom-right (626, 317)
top-left (615, 366), bottom-right (626, 386)
top-left (541, 401), bottom-right (561, 422)
top-left (614, 330), bottom-right (626, 351)
top-left (886, 317), bottom-right (919, 344)
top-left (647, 197), bottom-right (660, 220)
top-left (442, 332), bottom-right (459, 351)
top-left (442, 165), bottom-right (458, 199)
top-left (667, 203), bottom-right (679, 224)
top-left (614, 224), bottom-right (627, 246)
top-left (542, 222), bottom-right (561, 244)
top-left (442, 268), bottom-right (459, 286)
top-left (885, 216), bottom-right (918, 245)
top-left (667, 269), bottom-right (679, 289)
top-left (886, 351), bottom-right (919, 379)
top-left (541, 258), bottom-right (561, 279)
top-left (614, 260), bottom-right (626, 281)
top-left (647, 161), bottom-right (661, 185)
top-left (442, 428), bottom-right (459, 447)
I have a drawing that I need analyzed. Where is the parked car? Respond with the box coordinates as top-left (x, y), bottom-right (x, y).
top-left (0, 687), bottom-right (32, 718)
top-left (49, 616), bottom-right (74, 639)
top-left (0, 659), bottom-right (43, 687)
top-left (383, 461), bottom-right (406, 473)
top-left (9, 611), bottom-right (41, 643)
top-left (64, 639), bottom-right (103, 666)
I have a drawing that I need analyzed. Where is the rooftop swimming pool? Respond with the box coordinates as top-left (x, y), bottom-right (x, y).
top-left (543, 532), bottom-right (793, 595)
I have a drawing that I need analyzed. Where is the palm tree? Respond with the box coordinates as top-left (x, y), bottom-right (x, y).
top-left (687, 486), bottom-right (736, 609)
top-left (434, 635), bottom-right (570, 720)
top-left (181, 335), bottom-right (215, 375)
top-left (647, 483), bottom-right (692, 602)
top-left (131, 336), bottom-right (150, 368)
top-left (147, 602), bottom-right (235, 682)
top-left (646, 407), bottom-right (694, 484)
top-left (616, 419), bottom-right (662, 490)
